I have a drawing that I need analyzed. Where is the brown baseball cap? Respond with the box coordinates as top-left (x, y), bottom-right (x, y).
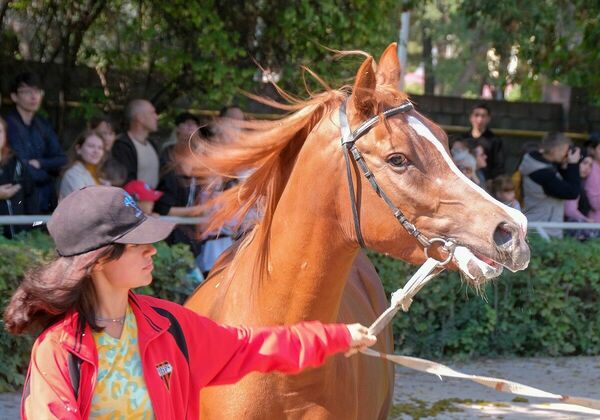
top-left (47, 186), bottom-right (175, 257)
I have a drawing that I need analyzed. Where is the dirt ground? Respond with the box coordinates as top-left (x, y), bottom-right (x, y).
top-left (391, 356), bottom-right (600, 419)
top-left (2, 356), bottom-right (599, 419)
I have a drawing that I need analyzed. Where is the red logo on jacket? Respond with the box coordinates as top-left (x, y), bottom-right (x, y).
top-left (156, 361), bottom-right (173, 391)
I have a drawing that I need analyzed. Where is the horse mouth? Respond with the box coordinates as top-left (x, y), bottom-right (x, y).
top-left (452, 246), bottom-right (504, 284)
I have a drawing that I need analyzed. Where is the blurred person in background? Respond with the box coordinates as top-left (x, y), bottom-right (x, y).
top-left (101, 157), bottom-right (128, 188)
top-left (449, 136), bottom-right (468, 156)
top-left (519, 132), bottom-right (580, 237)
top-left (453, 149), bottom-right (481, 186)
top-left (59, 130), bottom-right (107, 200)
top-left (491, 175), bottom-right (521, 211)
top-left (469, 143), bottom-right (488, 189)
top-left (155, 140), bottom-right (204, 260)
top-left (213, 105), bottom-right (245, 142)
top-left (584, 138), bottom-right (600, 223)
top-left (564, 154), bottom-right (599, 240)
top-left (461, 103), bottom-right (505, 179)
top-left (0, 116), bottom-right (39, 238)
top-left (112, 99), bottom-right (160, 188)
top-left (90, 115), bottom-right (117, 152)
top-left (160, 112), bottom-right (201, 168)
top-left (5, 72), bottom-right (67, 213)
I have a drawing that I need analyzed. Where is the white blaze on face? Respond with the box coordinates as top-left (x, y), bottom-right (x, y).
top-left (406, 115), bottom-right (527, 233)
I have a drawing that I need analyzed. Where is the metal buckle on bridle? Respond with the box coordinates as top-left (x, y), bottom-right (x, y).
top-left (423, 238), bottom-right (456, 266)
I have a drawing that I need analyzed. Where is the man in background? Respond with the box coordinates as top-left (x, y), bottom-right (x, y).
top-left (111, 99), bottom-right (160, 188)
top-left (5, 72), bottom-right (67, 213)
top-left (461, 103), bottom-right (505, 179)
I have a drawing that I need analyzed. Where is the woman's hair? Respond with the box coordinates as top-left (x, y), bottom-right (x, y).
top-left (65, 129), bottom-right (104, 170)
top-left (4, 244), bottom-right (126, 335)
top-left (0, 116), bottom-right (13, 165)
top-left (88, 115), bottom-right (113, 131)
top-left (491, 175), bottom-right (515, 196)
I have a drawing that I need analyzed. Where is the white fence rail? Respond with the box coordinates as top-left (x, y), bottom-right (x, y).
top-left (0, 215), bottom-right (207, 225)
top-left (1, 216), bottom-right (599, 239)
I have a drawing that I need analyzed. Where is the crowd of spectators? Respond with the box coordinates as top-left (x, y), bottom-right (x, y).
top-left (0, 72), bottom-right (244, 277)
top-left (451, 103), bottom-right (600, 240)
top-left (1, 71), bottom-right (599, 268)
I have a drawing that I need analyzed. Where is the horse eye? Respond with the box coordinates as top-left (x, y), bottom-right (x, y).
top-left (387, 153), bottom-right (408, 168)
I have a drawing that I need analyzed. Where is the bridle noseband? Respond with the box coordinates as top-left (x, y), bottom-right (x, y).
top-left (338, 98), bottom-right (454, 263)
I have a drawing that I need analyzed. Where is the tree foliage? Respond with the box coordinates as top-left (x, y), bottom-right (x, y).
top-left (409, 0), bottom-right (600, 102)
top-left (3, 1), bottom-right (600, 109)
top-left (1, 0), bottom-right (402, 112)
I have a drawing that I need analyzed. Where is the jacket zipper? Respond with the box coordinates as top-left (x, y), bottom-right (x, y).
top-left (141, 328), bottom-right (168, 419)
top-left (65, 347), bottom-right (96, 417)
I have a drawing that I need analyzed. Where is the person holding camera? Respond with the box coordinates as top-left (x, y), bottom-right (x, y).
top-left (518, 132), bottom-right (581, 238)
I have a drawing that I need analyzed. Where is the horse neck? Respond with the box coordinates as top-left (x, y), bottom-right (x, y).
top-left (252, 144), bottom-right (358, 324)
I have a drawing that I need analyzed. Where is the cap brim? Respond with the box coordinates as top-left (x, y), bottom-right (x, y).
top-left (115, 216), bottom-right (175, 245)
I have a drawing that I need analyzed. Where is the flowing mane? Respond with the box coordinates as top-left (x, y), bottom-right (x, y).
top-left (181, 66), bottom-right (409, 281)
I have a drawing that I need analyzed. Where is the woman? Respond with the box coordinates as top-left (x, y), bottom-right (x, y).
top-left (585, 138), bottom-right (600, 222)
top-left (4, 186), bottom-right (375, 419)
top-left (0, 116), bottom-right (39, 238)
top-left (564, 155), bottom-right (599, 240)
top-left (89, 115), bottom-right (117, 152)
top-left (59, 130), bottom-right (106, 199)
top-left (452, 149), bottom-right (480, 186)
top-left (469, 143), bottom-right (488, 188)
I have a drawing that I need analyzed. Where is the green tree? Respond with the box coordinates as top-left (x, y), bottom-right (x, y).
top-left (2, 0), bottom-right (404, 121)
top-left (408, 0), bottom-right (600, 102)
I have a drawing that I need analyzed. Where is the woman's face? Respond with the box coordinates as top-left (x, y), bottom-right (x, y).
top-left (96, 244), bottom-right (157, 289)
top-left (95, 121), bottom-right (116, 151)
top-left (474, 145), bottom-right (487, 169)
top-left (580, 156), bottom-right (594, 178)
top-left (77, 134), bottom-right (105, 165)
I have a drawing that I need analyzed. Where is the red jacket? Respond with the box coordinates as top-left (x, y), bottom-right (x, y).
top-left (21, 292), bottom-right (351, 419)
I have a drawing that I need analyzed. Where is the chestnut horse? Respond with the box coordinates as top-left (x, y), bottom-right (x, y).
top-left (184, 43), bottom-right (530, 419)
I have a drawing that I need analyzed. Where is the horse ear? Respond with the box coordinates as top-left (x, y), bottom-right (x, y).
top-left (351, 56), bottom-right (377, 118)
top-left (376, 43), bottom-right (401, 87)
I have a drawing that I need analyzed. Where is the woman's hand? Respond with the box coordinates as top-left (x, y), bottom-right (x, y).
top-left (345, 323), bottom-right (377, 357)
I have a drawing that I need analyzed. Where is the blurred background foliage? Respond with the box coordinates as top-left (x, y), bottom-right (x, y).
top-left (1, 0), bottom-right (600, 113)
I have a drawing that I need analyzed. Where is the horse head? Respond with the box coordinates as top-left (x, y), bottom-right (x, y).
top-left (335, 43), bottom-right (530, 283)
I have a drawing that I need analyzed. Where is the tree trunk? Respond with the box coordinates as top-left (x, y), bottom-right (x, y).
top-left (0, 0), bottom-right (12, 33)
top-left (422, 30), bottom-right (435, 95)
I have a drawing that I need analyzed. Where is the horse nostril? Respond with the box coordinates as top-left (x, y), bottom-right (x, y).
top-left (493, 222), bottom-right (515, 248)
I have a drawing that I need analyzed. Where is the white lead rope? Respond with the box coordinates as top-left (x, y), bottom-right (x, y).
top-left (359, 257), bottom-right (600, 412)
top-left (368, 257), bottom-right (441, 336)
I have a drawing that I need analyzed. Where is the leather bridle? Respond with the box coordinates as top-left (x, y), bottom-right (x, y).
top-left (339, 97), bottom-right (453, 263)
